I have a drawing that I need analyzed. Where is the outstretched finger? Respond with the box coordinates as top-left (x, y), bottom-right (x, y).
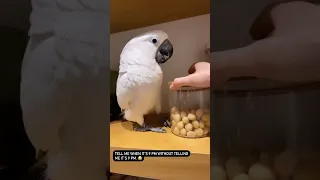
top-left (169, 74), bottom-right (198, 90)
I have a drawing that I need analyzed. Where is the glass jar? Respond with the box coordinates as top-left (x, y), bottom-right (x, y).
top-left (168, 82), bottom-right (210, 138)
top-left (211, 77), bottom-right (320, 180)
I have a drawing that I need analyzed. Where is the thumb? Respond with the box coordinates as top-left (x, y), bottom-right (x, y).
top-left (170, 74), bottom-right (198, 90)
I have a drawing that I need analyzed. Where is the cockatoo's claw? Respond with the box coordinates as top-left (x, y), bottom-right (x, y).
top-left (163, 119), bottom-right (171, 127)
top-left (133, 124), bottom-right (166, 133)
top-left (134, 124), bottom-right (152, 132)
top-left (133, 126), bottom-right (149, 132)
top-left (150, 127), bottom-right (167, 133)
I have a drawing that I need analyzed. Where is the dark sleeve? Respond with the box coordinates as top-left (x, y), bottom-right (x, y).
top-left (249, 0), bottom-right (316, 40)
top-left (188, 62), bottom-right (198, 74)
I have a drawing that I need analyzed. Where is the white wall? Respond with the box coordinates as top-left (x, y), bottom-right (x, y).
top-left (110, 14), bottom-right (210, 112)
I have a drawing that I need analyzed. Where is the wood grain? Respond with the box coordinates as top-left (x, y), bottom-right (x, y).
top-left (110, 120), bottom-right (210, 180)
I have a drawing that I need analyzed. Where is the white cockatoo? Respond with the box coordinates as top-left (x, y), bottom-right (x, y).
top-left (21, 0), bottom-right (109, 180)
top-left (116, 30), bottom-right (174, 133)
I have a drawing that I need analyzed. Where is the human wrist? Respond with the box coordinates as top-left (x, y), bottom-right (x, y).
top-left (188, 61), bottom-right (210, 74)
top-left (204, 71), bottom-right (210, 87)
top-left (212, 48), bottom-right (258, 79)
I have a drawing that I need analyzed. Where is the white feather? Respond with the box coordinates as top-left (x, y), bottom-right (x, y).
top-left (116, 30), bottom-right (168, 126)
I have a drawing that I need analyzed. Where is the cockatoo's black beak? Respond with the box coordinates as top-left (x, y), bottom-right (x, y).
top-left (155, 39), bottom-right (173, 64)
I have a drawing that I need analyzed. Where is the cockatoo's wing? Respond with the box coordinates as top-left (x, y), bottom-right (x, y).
top-left (116, 71), bottom-right (156, 110)
top-left (21, 37), bottom-right (72, 152)
top-left (116, 47), bottom-right (160, 110)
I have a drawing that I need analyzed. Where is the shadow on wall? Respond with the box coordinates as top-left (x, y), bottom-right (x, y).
top-left (0, 26), bottom-right (36, 178)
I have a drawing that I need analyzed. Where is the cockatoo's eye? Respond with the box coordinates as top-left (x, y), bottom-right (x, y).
top-left (151, 38), bottom-right (157, 44)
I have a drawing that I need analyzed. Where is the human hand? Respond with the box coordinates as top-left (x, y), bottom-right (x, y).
top-left (169, 62), bottom-right (210, 90)
top-left (211, 36), bottom-right (320, 86)
top-left (209, 1), bottom-right (320, 86)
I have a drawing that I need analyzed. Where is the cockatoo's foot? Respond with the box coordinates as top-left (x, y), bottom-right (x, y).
top-left (150, 127), bottom-right (166, 133)
top-left (133, 124), bottom-right (166, 133)
top-left (163, 119), bottom-right (171, 127)
top-left (133, 124), bottom-right (152, 132)
top-left (27, 158), bottom-right (48, 180)
top-left (40, 168), bottom-right (48, 180)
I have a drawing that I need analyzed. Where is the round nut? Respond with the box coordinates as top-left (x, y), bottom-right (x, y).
top-left (171, 107), bottom-right (178, 113)
top-left (273, 151), bottom-right (297, 179)
top-left (180, 128), bottom-right (187, 136)
top-left (203, 127), bottom-right (209, 135)
top-left (185, 123), bottom-right (193, 132)
top-left (199, 120), bottom-right (205, 128)
top-left (187, 131), bottom-right (196, 138)
top-left (177, 121), bottom-right (184, 129)
top-left (248, 163), bottom-right (276, 180)
top-left (182, 116), bottom-right (189, 124)
top-left (187, 113), bottom-right (196, 121)
top-left (173, 113), bottom-right (181, 123)
top-left (194, 128), bottom-right (204, 137)
top-left (233, 174), bottom-right (249, 180)
top-left (205, 119), bottom-right (210, 127)
top-left (202, 114), bottom-right (210, 122)
top-left (196, 109), bottom-right (204, 119)
top-left (192, 120), bottom-right (200, 129)
top-left (170, 114), bottom-right (174, 120)
top-left (226, 157), bottom-right (246, 180)
top-left (173, 127), bottom-right (180, 135)
top-left (171, 120), bottom-right (177, 127)
top-left (171, 126), bottom-right (175, 131)
top-left (211, 165), bottom-right (227, 180)
top-left (180, 111), bottom-right (187, 117)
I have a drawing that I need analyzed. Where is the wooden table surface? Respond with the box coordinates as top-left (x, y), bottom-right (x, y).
top-left (110, 120), bottom-right (210, 180)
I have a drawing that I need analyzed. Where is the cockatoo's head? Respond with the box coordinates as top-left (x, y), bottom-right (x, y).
top-left (124, 30), bottom-right (174, 64)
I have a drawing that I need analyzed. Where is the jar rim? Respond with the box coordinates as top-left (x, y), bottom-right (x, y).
top-left (214, 77), bottom-right (320, 96)
top-left (167, 81), bottom-right (210, 91)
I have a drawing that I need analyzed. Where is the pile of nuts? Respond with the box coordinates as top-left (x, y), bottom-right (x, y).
top-left (211, 151), bottom-right (300, 180)
top-left (170, 107), bottom-right (210, 138)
